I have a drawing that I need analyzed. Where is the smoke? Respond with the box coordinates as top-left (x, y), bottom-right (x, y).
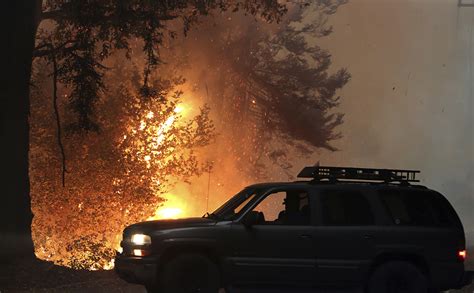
top-left (307, 0), bottom-right (474, 245)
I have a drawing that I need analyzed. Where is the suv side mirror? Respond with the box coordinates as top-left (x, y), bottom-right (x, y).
top-left (241, 211), bottom-right (261, 227)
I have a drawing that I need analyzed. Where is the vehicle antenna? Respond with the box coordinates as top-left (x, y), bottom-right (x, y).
top-left (204, 82), bottom-right (212, 212)
top-left (206, 161), bottom-right (213, 212)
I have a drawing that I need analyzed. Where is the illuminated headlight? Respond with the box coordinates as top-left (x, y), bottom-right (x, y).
top-left (131, 234), bottom-right (151, 245)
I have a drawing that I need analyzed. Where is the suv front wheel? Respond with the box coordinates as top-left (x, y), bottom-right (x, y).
top-left (153, 253), bottom-right (219, 293)
top-left (367, 261), bottom-right (428, 293)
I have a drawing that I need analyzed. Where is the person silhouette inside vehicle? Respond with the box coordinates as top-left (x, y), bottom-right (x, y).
top-left (276, 191), bottom-right (307, 225)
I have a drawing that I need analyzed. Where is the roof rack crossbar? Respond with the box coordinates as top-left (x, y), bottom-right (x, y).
top-left (297, 166), bottom-right (420, 183)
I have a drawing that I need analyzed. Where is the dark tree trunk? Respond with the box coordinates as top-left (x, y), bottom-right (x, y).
top-left (0, 0), bottom-right (41, 262)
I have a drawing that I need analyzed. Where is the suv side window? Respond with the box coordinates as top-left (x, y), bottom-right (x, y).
top-left (380, 189), bottom-right (459, 227)
top-left (379, 190), bottom-right (411, 225)
top-left (252, 190), bottom-right (311, 225)
top-left (320, 190), bottom-right (374, 226)
top-left (429, 193), bottom-right (461, 227)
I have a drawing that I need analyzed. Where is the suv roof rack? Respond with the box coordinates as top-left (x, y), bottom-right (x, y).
top-left (297, 166), bottom-right (420, 184)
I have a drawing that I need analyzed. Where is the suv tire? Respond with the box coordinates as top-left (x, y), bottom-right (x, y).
top-left (367, 261), bottom-right (428, 293)
top-left (159, 253), bottom-right (219, 293)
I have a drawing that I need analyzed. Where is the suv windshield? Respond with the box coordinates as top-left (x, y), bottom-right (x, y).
top-left (208, 188), bottom-right (262, 220)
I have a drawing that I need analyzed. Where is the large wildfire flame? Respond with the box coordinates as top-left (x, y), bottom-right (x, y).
top-left (143, 103), bottom-right (190, 219)
top-left (32, 94), bottom-right (201, 270)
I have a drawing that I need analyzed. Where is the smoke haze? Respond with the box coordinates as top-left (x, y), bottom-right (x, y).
top-left (305, 0), bottom-right (473, 244)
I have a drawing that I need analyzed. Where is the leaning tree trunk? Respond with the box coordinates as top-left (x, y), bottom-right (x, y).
top-left (0, 0), bottom-right (41, 262)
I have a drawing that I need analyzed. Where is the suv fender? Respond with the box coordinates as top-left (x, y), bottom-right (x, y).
top-left (366, 254), bottom-right (430, 288)
top-left (367, 260), bottom-right (428, 293)
top-left (156, 253), bottom-right (220, 293)
top-left (158, 242), bottom-right (223, 281)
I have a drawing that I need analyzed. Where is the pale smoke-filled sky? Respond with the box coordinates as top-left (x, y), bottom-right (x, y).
top-left (301, 0), bottom-right (473, 237)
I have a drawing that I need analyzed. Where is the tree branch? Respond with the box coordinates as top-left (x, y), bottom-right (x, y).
top-left (40, 8), bottom-right (178, 22)
top-left (52, 52), bottom-right (67, 187)
top-left (40, 10), bottom-right (64, 21)
top-left (33, 40), bottom-right (77, 58)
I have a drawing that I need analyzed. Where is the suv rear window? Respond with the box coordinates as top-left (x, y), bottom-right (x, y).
top-left (379, 189), bottom-right (460, 227)
top-left (320, 190), bottom-right (374, 226)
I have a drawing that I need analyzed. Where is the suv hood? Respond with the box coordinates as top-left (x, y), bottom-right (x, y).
top-left (124, 217), bottom-right (216, 234)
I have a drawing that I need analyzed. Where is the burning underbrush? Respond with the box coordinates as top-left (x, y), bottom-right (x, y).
top-left (30, 64), bottom-right (215, 269)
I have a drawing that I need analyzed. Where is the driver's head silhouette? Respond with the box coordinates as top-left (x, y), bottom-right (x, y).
top-left (284, 191), bottom-right (300, 212)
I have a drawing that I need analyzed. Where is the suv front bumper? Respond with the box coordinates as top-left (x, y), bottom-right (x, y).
top-left (115, 254), bottom-right (159, 285)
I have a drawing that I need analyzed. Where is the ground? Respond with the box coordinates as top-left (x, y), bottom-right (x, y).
top-left (0, 258), bottom-right (472, 293)
top-left (0, 259), bottom-right (144, 293)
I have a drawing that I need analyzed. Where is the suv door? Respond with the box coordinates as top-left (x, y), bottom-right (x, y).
top-left (313, 187), bottom-right (378, 287)
top-left (228, 186), bottom-right (317, 286)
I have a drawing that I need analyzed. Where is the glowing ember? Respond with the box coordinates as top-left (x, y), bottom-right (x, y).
top-left (146, 111), bottom-right (154, 119)
top-left (103, 259), bottom-right (115, 270)
top-left (139, 120), bottom-right (146, 130)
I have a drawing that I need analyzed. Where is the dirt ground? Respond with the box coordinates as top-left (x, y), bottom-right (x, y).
top-left (0, 258), bottom-right (472, 293)
top-left (0, 259), bottom-right (145, 293)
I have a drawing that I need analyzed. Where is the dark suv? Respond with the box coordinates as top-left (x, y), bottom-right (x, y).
top-left (115, 166), bottom-right (473, 293)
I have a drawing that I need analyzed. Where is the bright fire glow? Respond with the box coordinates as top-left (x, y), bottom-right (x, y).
top-left (174, 104), bottom-right (186, 114)
top-left (155, 207), bottom-right (182, 219)
top-left (155, 115), bottom-right (176, 146)
top-left (148, 193), bottom-right (189, 220)
top-left (458, 250), bottom-right (467, 260)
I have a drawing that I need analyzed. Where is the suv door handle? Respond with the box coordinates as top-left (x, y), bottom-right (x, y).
top-left (364, 234), bottom-right (374, 240)
top-left (299, 234), bottom-right (312, 240)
